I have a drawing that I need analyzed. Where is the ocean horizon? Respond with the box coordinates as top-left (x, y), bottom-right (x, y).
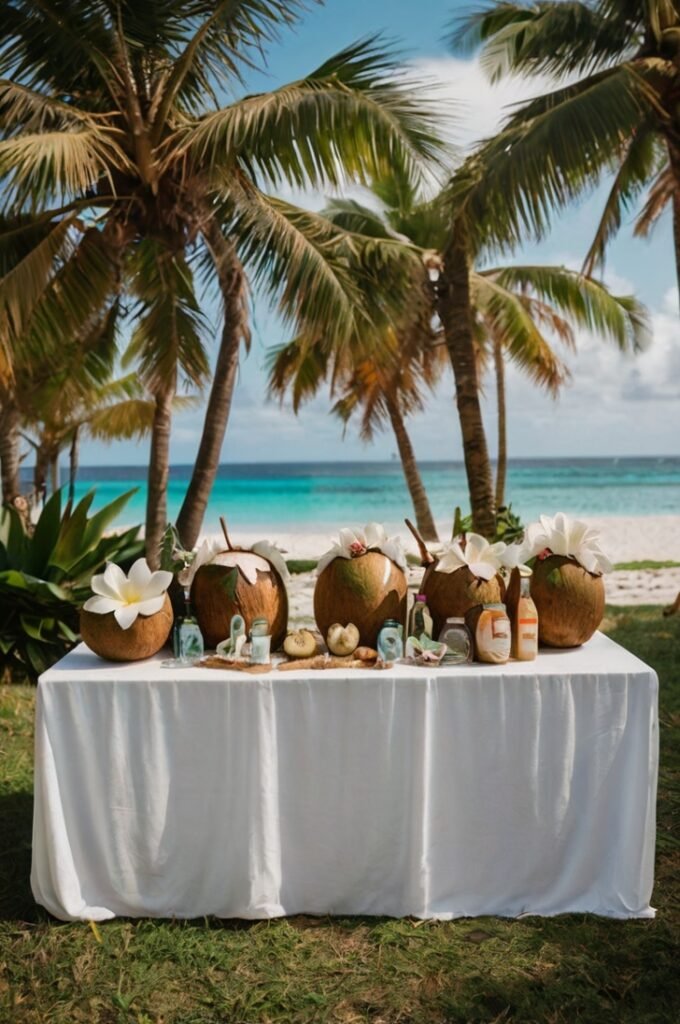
top-left (29, 455), bottom-right (680, 535)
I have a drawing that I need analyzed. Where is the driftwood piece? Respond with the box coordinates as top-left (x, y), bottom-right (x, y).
top-left (198, 656), bottom-right (272, 674)
top-left (277, 654), bottom-right (380, 672)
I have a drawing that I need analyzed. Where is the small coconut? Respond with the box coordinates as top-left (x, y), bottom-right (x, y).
top-left (326, 622), bottom-right (360, 656)
top-left (191, 519), bottom-right (288, 649)
top-left (284, 629), bottom-right (317, 659)
top-left (422, 564), bottom-right (505, 638)
top-left (80, 594), bottom-right (173, 662)
top-left (530, 555), bottom-right (604, 647)
top-left (314, 551), bottom-right (407, 648)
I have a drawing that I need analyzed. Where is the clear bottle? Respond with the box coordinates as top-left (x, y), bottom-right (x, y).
top-left (438, 617), bottom-right (473, 665)
top-left (513, 576), bottom-right (539, 661)
top-left (250, 616), bottom-right (271, 665)
top-left (173, 587), bottom-right (204, 663)
top-left (409, 594), bottom-right (433, 640)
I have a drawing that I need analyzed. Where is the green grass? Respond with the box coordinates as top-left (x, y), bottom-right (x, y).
top-left (1, 606), bottom-right (678, 1023)
top-left (613, 560), bottom-right (680, 571)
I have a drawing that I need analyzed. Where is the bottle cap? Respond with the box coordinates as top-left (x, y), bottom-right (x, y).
top-left (415, 594), bottom-right (427, 602)
top-left (445, 616), bottom-right (466, 624)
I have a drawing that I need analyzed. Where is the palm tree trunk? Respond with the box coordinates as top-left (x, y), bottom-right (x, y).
top-left (385, 395), bottom-right (439, 542)
top-left (438, 221), bottom-right (496, 537)
top-left (669, 142), bottom-right (680, 310)
top-left (34, 444), bottom-right (48, 505)
top-left (146, 384), bottom-right (174, 569)
top-left (0, 403), bottom-right (21, 504)
top-left (68, 426), bottom-right (80, 506)
top-left (493, 336), bottom-right (507, 510)
top-left (175, 223), bottom-right (249, 550)
top-left (50, 456), bottom-right (59, 494)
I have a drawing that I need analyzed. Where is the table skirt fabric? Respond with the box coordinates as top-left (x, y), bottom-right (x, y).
top-left (31, 634), bottom-right (659, 922)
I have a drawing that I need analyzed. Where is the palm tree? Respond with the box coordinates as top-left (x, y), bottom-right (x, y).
top-left (451, 1), bottom-right (680, 303)
top-left (269, 325), bottom-right (446, 542)
top-left (320, 184), bottom-right (649, 536)
top-left (0, 2), bottom-right (441, 562)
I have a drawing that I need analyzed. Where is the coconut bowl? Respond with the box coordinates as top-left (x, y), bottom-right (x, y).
top-left (421, 563), bottom-right (505, 638)
top-left (314, 550), bottom-right (407, 648)
top-left (80, 594), bottom-right (174, 662)
top-left (530, 554), bottom-right (604, 647)
top-left (191, 551), bottom-right (288, 649)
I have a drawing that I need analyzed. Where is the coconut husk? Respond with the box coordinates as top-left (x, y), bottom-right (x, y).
top-left (421, 563), bottom-right (505, 638)
top-left (191, 559), bottom-right (288, 649)
top-left (80, 594), bottom-right (173, 662)
top-left (530, 555), bottom-right (605, 647)
top-left (314, 550), bottom-right (407, 648)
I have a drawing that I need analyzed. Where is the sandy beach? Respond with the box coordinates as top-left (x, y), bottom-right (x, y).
top-left (198, 514), bottom-right (680, 619)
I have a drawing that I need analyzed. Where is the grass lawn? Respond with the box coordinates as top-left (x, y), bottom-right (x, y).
top-left (1, 606), bottom-right (678, 1024)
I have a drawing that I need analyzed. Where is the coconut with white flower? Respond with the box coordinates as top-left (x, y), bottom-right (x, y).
top-left (420, 532), bottom-right (507, 637)
top-left (189, 519), bottom-right (289, 649)
top-left (524, 513), bottom-right (610, 647)
top-left (80, 559), bottom-right (174, 661)
top-left (313, 523), bottom-right (408, 648)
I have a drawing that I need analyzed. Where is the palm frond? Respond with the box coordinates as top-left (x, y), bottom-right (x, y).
top-left (634, 162), bottom-right (675, 237)
top-left (266, 338), bottom-right (332, 412)
top-left (177, 38), bottom-right (446, 191)
top-left (0, 127), bottom-right (127, 212)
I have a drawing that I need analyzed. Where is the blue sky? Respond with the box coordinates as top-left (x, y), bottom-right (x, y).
top-left (78, 0), bottom-right (678, 467)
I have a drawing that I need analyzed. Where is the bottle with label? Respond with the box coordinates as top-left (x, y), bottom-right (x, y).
top-left (250, 617), bottom-right (271, 665)
top-left (513, 575), bottom-right (539, 661)
top-left (437, 617), bottom-right (472, 665)
top-left (377, 618), bottom-right (404, 661)
top-left (173, 588), bottom-right (204, 663)
top-left (409, 594), bottom-right (433, 640)
top-left (465, 603), bottom-right (511, 664)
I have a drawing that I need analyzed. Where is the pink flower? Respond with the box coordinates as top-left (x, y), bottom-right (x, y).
top-left (349, 540), bottom-right (367, 557)
top-left (537, 548), bottom-right (552, 561)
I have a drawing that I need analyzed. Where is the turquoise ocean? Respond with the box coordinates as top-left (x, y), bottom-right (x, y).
top-left (50, 457), bottom-right (680, 534)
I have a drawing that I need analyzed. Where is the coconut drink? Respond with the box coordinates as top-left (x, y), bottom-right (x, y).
top-left (407, 520), bottom-right (506, 638)
top-left (80, 559), bottom-right (174, 661)
top-left (524, 513), bottom-right (610, 648)
top-left (190, 519), bottom-right (289, 649)
top-left (314, 523), bottom-right (408, 648)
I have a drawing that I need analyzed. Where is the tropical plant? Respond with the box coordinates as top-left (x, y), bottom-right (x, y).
top-left (300, 181), bottom-right (649, 536)
top-left (0, 487), bottom-right (143, 682)
top-left (0, 1), bottom-right (441, 563)
top-left (450, 0), bottom-right (680, 303)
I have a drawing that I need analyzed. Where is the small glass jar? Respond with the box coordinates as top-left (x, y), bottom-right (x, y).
top-left (377, 618), bottom-right (404, 661)
top-left (250, 617), bottom-right (271, 665)
top-left (438, 617), bottom-right (473, 665)
top-left (172, 587), bottom-right (204, 663)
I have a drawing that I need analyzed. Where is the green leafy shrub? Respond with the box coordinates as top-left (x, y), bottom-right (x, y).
top-left (0, 489), bottom-right (143, 682)
top-left (452, 504), bottom-right (525, 544)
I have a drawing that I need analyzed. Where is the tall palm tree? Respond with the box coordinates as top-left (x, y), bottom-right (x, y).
top-left (322, 185), bottom-right (649, 536)
top-left (451, 0), bottom-right (680, 302)
top-left (0, 1), bottom-right (441, 562)
top-left (269, 326), bottom-right (446, 542)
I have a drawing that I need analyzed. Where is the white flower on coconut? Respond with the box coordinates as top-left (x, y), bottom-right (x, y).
top-left (317, 522), bottom-right (406, 575)
top-left (84, 559), bottom-right (173, 630)
top-left (523, 513), bottom-right (612, 575)
top-left (435, 533), bottom-right (506, 581)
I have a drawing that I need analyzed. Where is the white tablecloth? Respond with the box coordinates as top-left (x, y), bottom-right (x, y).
top-left (31, 633), bottom-right (658, 922)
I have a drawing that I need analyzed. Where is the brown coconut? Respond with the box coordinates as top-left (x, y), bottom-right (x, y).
top-left (421, 563), bottom-right (505, 638)
top-left (190, 520), bottom-right (288, 649)
top-left (314, 550), bottom-right (407, 648)
top-left (530, 555), bottom-right (604, 648)
top-left (80, 594), bottom-right (173, 662)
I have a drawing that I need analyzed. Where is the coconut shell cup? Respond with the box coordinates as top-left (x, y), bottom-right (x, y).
top-left (314, 550), bottom-right (408, 648)
top-left (80, 594), bottom-right (174, 662)
top-left (530, 554), bottom-right (604, 647)
top-left (191, 556), bottom-right (289, 650)
top-left (421, 564), bottom-right (505, 638)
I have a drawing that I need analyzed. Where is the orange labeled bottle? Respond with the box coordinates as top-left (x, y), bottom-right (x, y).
top-left (513, 573), bottom-right (539, 661)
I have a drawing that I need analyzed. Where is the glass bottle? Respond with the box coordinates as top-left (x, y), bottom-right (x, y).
top-left (438, 617), bottom-right (473, 665)
top-left (409, 594), bottom-right (433, 640)
top-left (172, 587), bottom-right (204, 663)
top-left (513, 576), bottom-right (539, 661)
top-left (250, 617), bottom-right (271, 665)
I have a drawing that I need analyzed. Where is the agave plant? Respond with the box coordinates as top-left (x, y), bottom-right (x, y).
top-left (0, 488), bottom-right (142, 681)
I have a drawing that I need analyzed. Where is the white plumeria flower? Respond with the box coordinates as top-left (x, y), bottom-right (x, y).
top-left (84, 558), bottom-right (173, 630)
top-left (317, 522), bottom-right (406, 574)
top-left (498, 540), bottom-right (532, 575)
top-left (435, 532), bottom-right (506, 581)
top-left (524, 513), bottom-right (612, 575)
